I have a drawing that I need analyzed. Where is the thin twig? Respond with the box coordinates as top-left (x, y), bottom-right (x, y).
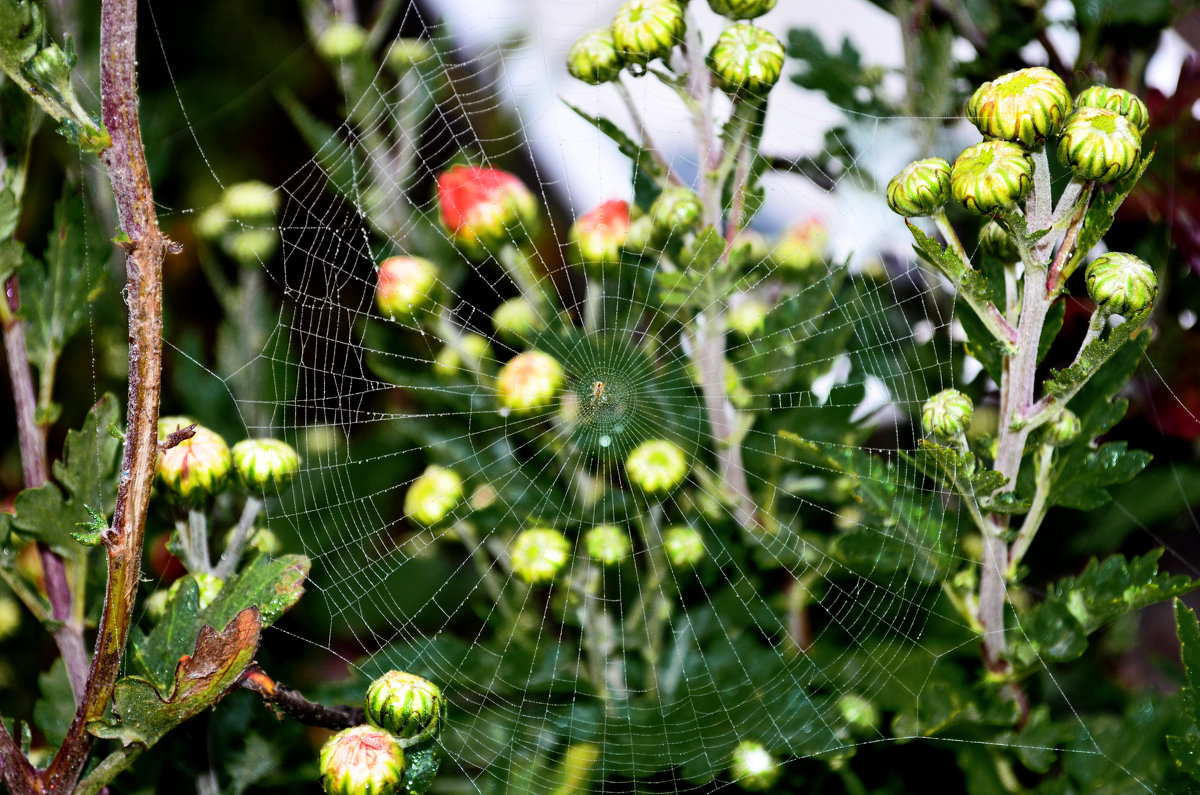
top-left (44, 0), bottom-right (172, 789)
top-left (239, 663), bottom-right (365, 729)
top-left (214, 496), bottom-right (263, 579)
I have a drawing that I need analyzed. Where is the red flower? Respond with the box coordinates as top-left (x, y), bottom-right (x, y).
top-left (436, 165), bottom-right (538, 257)
top-left (569, 199), bottom-right (631, 267)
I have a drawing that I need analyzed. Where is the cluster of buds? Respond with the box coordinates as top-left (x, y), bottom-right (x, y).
top-left (375, 255), bottom-right (440, 322)
top-left (319, 670), bottom-right (446, 795)
top-left (157, 418), bottom-right (300, 503)
top-left (625, 439), bottom-right (689, 493)
top-left (510, 527), bottom-right (572, 585)
top-left (436, 165), bottom-right (539, 259)
top-left (496, 350), bottom-right (565, 414)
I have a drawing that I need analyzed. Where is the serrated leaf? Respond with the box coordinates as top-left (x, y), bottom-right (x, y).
top-left (1048, 440), bottom-right (1151, 511)
top-left (12, 395), bottom-right (120, 553)
top-left (905, 440), bottom-right (1022, 521)
top-left (1176, 598), bottom-right (1200, 724)
top-left (1045, 312), bottom-right (1151, 399)
top-left (132, 554), bottom-right (309, 696)
top-left (21, 192), bottom-right (103, 380)
top-left (90, 606), bottom-right (262, 748)
top-left (1011, 551), bottom-right (1200, 667)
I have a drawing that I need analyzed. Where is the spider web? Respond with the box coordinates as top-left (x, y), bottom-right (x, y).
top-left (140, 1), bottom-right (1200, 792)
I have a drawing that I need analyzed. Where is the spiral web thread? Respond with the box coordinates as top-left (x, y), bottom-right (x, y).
top-left (140, 1), bottom-right (1200, 792)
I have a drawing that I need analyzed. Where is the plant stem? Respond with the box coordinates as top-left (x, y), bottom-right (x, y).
top-left (44, 0), bottom-right (171, 789)
top-left (1006, 444), bottom-right (1055, 578)
top-left (1, 274), bottom-right (89, 701)
top-left (74, 745), bottom-right (143, 795)
top-left (1045, 182), bottom-right (1094, 294)
top-left (239, 663), bottom-right (365, 728)
top-left (214, 496), bottom-right (263, 579)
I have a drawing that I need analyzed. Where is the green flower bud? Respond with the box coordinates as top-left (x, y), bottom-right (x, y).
top-left (978, 219), bottom-right (1019, 262)
top-left (951, 140), bottom-right (1034, 216)
top-left (492, 297), bottom-right (545, 343)
top-left (433, 333), bottom-right (492, 378)
top-left (771, 218), bottom-right (828, 272)
top-left (143, 589), bottom-right (169, 622)
top-left (497, 350), bottom-right (565, 414)
top-left (365, 670), bottom-right (445, 743)
top-left (567, 29), bottom-right (622, 85)
top-left (966, 67), bottom-right (1072, 147)
top-left (231, 438), bottom-right (301, 492)
top-left (404, 465), bottom-right (463, 526)
top-left (625, 439), bottom-right (688, 493)
top-left (316, 22), bottom-right (368, 61)
top-left (584, 524), bottom-right (631, 566)
top-left (886, 157), bottom-right (951, 217)
top-left (194, 205), bottom-right (229, 241)
top-left (0, 596), bottom-right (20, 640)
top-left (1057, 106), bottom-right (1142, 183)
top-left (725, 298), bottom-right (769, 337)
top-left (622, 215), bottom-right (659, 255)
top-left (222, 180), bottom-right (279, 221)
top-left (375, 256), bottom-right (439, 321)
top-left (1085, 251), bottom-right (1157, 316)
top-left (1043, 409), bottom-right (1081, 447)
top-left (222, 228), bottom-right (279, 266)
top-left (663, 525), bottom-right (704, 567)
top-left (1075, 84), bottom-right (1149, 134)
top-left (837, 693), bottom-right (880, 733)
top-left (318, 725), bottom-right (405, 795)
top-left (568, 199), bottom-right (631, 270)
top-left (386, 38), bottom-right (434, 73)
top-left (167, 572), bottom-right (224, 610)
top-left (706, 23), bottom-right (785, 96)
top-left (157, 419), bottom-right (231, 503)
top-left (611, 0), bottom-right (686, 66)
top-left (707, 0), bottom-right (777, 19)
top-left (510, 527), bottom-right (571, 585)
top-left (921, 388), bottom-right (974, 439)
top-left (649, 186), bottom-right (703, 241)
top-left (729, 740), bottom-right (782, 791)
top-left (222, 525), bottom-right (283, 557)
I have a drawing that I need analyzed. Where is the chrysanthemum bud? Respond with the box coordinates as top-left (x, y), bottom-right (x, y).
top-left (231, 438), bottom-right (300, 492)
top-left (622, 216), bottom-right (659, 255)
top-left (365, 671), bottom-right (445, 743)
top-left (437, 165), bottom-right (539, 258)
top-left (1043, 409), bottom-right (1081, 447)
top-left (223, 229), bottom-right (279, 266)
top-left (886, 157), bottom-right (951, 217)
top-left (492, 297), bottom-right (545, 343)
top-left (707, 23), bottom-right (785, 96)
top-left (726, 298), bottom-right (769, 337)
top-left (316, 22), bottom-right (368, 61)
top-left (497, 350), bottom-right (565, 414)
top-left (375, 256), bottom-right (439, 321)
top-left (649, 186), bottom-right (703, 240)
top-left (567, 29), bottom-right (622, 85)
top-left (404, 465), bottom-right (463, 526)
top-left (729, 740), bottom-right (782, 791)
top-left (0, 596), bottom-right (20, 640)
top-left (921, 389), bottom-right (974, 439)
top-left (1057, 106), bottom-right (1142, 183)
top-left (318, 725), bottom-right (405, 795)
top-left (157, 419), bottom-right (231, 503)
top-left (837, 693), bottom-right (880, 733)
top-left (568, 199), bottom-right (631, 269)
top-left (1085, 252), bottom-right (1157, 317)
top-left (386, 38), bottom-right (434, 73)
top-left (966, 67), bottom-right (1072, 147)
top-left (951, 140), bottom-right (1034, 216)
top-left (611, 0), bottom-right (686, 66)
top-left (770, 218), bottom-right (827, 271)
top-left (978, 219), bottom-right (1019, 262)
top-left (222, 181), bottom-right (279, 222)
top-left (707, 0), bottom-right (777, 19)
top-left (584, 524), bottom-right (632, 566)
top-left (1075, 85), bottom-right (1149, 134)
top-left (433, 334), bottom-right (492, 378)
top-left (510, 527), bottom-right (571, 585)
top-left (663, 525), bottom-right (704, 567)
top-left (625, 439), bottom-right (688, 493)
top-left (167, 572), bottom-right (224, 610)
top-left (195, 205), bottom-right (229, 241)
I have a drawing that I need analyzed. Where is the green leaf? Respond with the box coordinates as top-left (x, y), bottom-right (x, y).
top-left (563, 100), bottom-right (665, 188)
top-left (905, 440), bottom-right (1028, 519)
top-left (32, 658), bottom-right (74, 749)
top-left (131, 554), bottom-right (309, 695)
top-left (90, 606), bottom-right (262, 748)
top-left (683, 225), bottom-right (725, 270)
top-left (12, 395), bottom-right (120, 553)
top-left (1168, 603), bottom-right (1200, 783)
top-left (0, 181), bottom-right (19, 242)
top-left (227, 733), bottom-right (281, 795)
top-left (1044, 313), bottom-right (1152, 400)
top-left (786, 30), bottom-right (889, 116)
top-left (21, 192), bottom-right (104, 381)
top-left (1047, 439), bottom-right (1151, 511)
top-left (1009, 551), bottom-right (1200, 668)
